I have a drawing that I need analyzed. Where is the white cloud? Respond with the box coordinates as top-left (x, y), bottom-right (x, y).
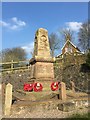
top-left (21, 42), bottom-right (34, 54)
top-left (11, 17), bottom-right (26, 27)
top-left (0, 20), bottom-right (10, 27)
top-left (10, 25), bottom-right (19, 30)
top-left (66, 22), bottom-right (82, 31)
top-left (0, 17), bottom-right (26, 30)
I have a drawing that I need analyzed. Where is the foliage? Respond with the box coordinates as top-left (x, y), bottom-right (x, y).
top-left (54, 61), bottom-right (89, 91)
top-left (78, 21), bottom-right (90, 52)
top-left (86, 49), bottom-right (90, 67)
top-left (80, 49), bottom-right (90, 72)
top-left (49, 32), bottom-right (60, 57)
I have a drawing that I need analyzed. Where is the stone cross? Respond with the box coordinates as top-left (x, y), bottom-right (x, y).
top-left (4, 83), bottom-right (12, 116)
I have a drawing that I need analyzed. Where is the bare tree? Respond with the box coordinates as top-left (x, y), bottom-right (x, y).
top-left (30, 48), bottom-right (34, 57)
top-left (78, 21), bottom-right (90, 52)
top-left (49, 32), bottom-right (60, 57)
top-left (0, 47), bottom-right (27, 68)
top-left (61, 28), bottom-right (74, 42)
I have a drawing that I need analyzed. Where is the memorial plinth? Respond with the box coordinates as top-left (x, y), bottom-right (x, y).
top-left (29, 28), bottom-right (55, 90)
top-left (30, 56), bottom-right (55, 80)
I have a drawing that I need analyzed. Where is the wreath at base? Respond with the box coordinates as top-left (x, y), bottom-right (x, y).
top-left (51, 82), bottom-right (59, 91)
top-left (24, 83), bottom-right (33, 91)
top-left (33, 82), bottom-right (43, 92)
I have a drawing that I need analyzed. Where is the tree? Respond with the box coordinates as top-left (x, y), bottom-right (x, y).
top-left (30, 48), bottom-right (34, 57)
top-left (86, 49), bottom-right (90, 67)
top-left (60, 28), bottom-right (74, 42)
top-left (0, 47), bottom-right (27, 68)
top-left (1, 47), bottom-right (27, 62)
top-left (49, 33), bottom-right (60, 57)
top-left (78, 21), bottom-right (90, 52)
top-left (78, 21), bottom-right (90, 71)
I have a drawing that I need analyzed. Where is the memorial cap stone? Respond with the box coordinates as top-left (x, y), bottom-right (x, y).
top-left (33, 28), bottom-right (51, 57)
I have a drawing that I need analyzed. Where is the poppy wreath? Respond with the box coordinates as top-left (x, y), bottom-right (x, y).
top-left (24, 83), bottom-right (33, 91)
top-left (51, 82), bottom-right (59, 91)
top-left (33, 82), bottom-right (43, 92)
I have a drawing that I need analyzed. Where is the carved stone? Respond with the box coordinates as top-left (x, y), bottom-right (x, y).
top-left (30, 28), bottom-right (55, 83)
top-left (33, 28), bottom-right (51, 57)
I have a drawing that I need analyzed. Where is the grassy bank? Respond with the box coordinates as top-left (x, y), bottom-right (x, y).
top-left (69, 112), bottom-right (90, 119)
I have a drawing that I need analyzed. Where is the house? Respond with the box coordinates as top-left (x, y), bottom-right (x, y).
top-left (56, 36), bottom-right (82, 58)
top-left (55, 36), bottom-right (85, 66)
top-left (61, 40), bottom-right (81, 54)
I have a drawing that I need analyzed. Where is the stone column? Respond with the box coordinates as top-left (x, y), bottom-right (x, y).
top-left (4, 83), bottom-right (12, 116)
top-left (59, 82), bottom-right (66, 100)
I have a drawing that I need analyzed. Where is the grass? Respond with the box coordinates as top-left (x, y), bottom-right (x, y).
top-left (69, 112), bottom-right (90, 120)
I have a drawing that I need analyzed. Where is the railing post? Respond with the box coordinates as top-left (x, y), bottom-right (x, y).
top-left (11, 60), bottom-right (13, 71)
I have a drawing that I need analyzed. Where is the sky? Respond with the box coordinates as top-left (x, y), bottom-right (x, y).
top-left (1, 2), bottom-right (88, 58)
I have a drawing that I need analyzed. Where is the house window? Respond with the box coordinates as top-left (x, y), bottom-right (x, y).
top-left (65, 47), bottom-right (72, 53)
top-left (68, 47), bottom-right (72, 53)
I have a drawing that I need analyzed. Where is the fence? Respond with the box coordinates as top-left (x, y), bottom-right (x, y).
top-left (0, 59), bottom-right (65, 73)
top-left (0, 59), bottom-right (30, 72)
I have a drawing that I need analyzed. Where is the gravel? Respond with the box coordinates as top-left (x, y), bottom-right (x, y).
top-left (2, 104), bottom-right (88, 118)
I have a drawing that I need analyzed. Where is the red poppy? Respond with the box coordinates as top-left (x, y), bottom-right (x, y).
top-left (51, 82), bottom-right (59, 91)
top-left (33, 82), bottom-right (43, 92)
top-left (24, 83), bottom-right (33, 91)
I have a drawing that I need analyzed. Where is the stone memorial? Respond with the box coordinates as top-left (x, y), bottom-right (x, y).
top-left (29, 28), bottom-right (55, 90)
